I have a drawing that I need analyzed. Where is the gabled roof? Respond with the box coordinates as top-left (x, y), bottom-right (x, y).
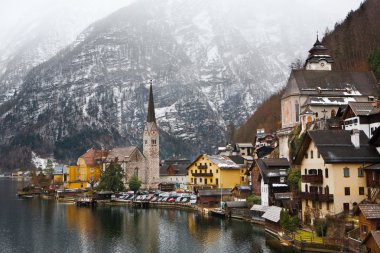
top-left (254, 158), bottom-right (290, 184)
top-left (358, 204), bottom-right (380, 219)
top-left (362, 230), bottom-right (380, 248)
top-left (104, 146), bottom-right (140, 162)
top-left (344, 102), bottom-right (380, 118)
top-left (295, 130), bottom-right (380, 164)
top-left (80, 148), bottom-right (108, 167)
top-left (160, 163), bottom-right (189, 176)
top-left (262, 206), bottom-right (282, 223)
top-left (250, 204), bottom-right (270, 212)
top-left (364, 164), bottom-right (380, 171)
top-left (282, 70), bottom-right (378, 99)
top-left (228, 155), bottom-right (245, 165)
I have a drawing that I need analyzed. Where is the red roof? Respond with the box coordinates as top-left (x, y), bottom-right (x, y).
top-left (80, 148), bottom-right (108, 167)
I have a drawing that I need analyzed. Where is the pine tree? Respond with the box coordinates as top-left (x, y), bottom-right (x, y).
top-left (97, 161), bottom-right (125, 192)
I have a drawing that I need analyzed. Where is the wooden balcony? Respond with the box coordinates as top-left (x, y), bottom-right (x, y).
top-left (198, 165), bottom-right (208, 169)
top-left (192, 172), bottom-right (213, 177)
top-left (367, 178), bottom-right (380, 188)
top-left (302, 174), bottom-right (323, 184)
top-left (300, 192), bottom-right (334, 202)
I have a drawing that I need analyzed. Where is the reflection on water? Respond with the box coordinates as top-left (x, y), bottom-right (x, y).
top-left (0, 178), bottom-right (296, 253)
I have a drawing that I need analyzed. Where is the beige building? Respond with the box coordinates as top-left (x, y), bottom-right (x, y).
top-left (278, 38), bottom-right (379, 159)
top-left (294, 130), bottom-right (380, 225)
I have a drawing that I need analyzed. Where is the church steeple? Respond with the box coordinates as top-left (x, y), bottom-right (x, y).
top-left (147, 81), bottom-right (156, 123)
top-left (305, 34), bottom-right (334, 71)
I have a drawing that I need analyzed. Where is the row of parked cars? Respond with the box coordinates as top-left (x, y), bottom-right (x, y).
top-left (111, 191), bottom-right (197, 204)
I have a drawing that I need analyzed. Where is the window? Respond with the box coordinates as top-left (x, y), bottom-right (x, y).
top-left (209, 170), bottom-right (212, 174)
top-left (216, 178), bottom-right (219, 185)
top-left (134, 168), bottom-right (139, 177)
top-left (191, 178), bottom-right (193, 183)
top-left (295, 101), bottom-right (299, 122)
top-left (205, 179), bottom-right (207, 184)
top-left (317, 151), bottom-right (320, 158)
top-left (344, 167), bottom-right (350, 177)
top-left (304, 169), bottom-right (307, 175)
top-left (151, 139), bottom-right (156, 145)
top-left (145, 140), bottom-right (147, 144)
top-left (305, 153), bottom-right (308, 159)
top-left (210, 163), bottom-right (212, 166)
top-left (241, 176), bottom-right (244, 182)
top-left (358, 168), bottom-right (363, 177)
top-left (241, 170), bottom-right (244, 173)
top-left (326, 201), bottom-right (330, 211)
top-left (359, 187), bottom-right (365, 195)
top-left (305, 184), bottom-right (308, 192)
top-left (325, 168), bottom-right (328, 178)
top-left (345, 187), bottom-right (350, 196)
top-left (216, 169), bottom-right (218, 173)
top-left (310, 151), bottom-right (314, 159)
top-left (195, 163), bottom-right (197, 166)
top-left (210, 178), bottom-right (213, 183)
top-left (199, 178), bottom-right (202, 183)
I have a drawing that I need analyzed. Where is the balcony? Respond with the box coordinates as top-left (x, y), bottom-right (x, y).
top-left (367, 178), bottom-right (380, 188)
top-left (198, 164), bottom-right (208, 169)
top-left (302, 174), bottom-right (323, 184)
top-left (300, 192), bottom-right (334, 202)
top-left (192, 172), bottom-right (213, 177)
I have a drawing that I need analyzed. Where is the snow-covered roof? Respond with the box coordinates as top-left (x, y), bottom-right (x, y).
top-left (262, 206), bottom-right (282, 223)
top-left (207, 155), bottom-right (240, 169)
top-left (306, 96), bottom-right (356, 106)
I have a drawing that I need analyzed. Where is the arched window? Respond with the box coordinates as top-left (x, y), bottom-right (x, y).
top-left (134, 167), bottom-right (139, 177)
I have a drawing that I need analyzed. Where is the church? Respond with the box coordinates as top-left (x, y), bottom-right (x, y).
top-left (277, 37), bottom-right (380, 159)
top-left (102, 83), bottom-right (160, 190)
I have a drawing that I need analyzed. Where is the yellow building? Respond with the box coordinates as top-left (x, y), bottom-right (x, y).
top-left (66, 148), bottom-right (108, 189)
top-left (52, 165), bottom-right (67, 186)
top-left (187, 154), bottom-right (247, 190)
top-left (295, 130), bottom-right (380, 225)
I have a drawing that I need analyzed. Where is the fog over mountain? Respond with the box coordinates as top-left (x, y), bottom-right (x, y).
top-left (0, 0), bottom-right (362, 169)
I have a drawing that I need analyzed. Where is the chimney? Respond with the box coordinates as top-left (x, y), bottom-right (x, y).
top-left (351, 129), bottom-right (360, 148)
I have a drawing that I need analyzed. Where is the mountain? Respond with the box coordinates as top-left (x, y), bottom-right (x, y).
top-left (323, 0), bottom-right (380, 81)
top-left (235, 0), bottom-right (380, 144)
top-left (0, 0), bottom-right (360, 170)
top-left (0, 0), bottom-right (133, 105)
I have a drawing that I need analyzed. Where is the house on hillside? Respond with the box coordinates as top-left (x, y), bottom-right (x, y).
top-left (278, 38), bottom-right (379, 159)
top-left (52, 165), bottom-right (67, 186)
top-left (295, 130), bottom-right (380, 225)
top-left (250, 158), bottom-right (290, 207)
top-left (342, 101), bottom-right (380, 138)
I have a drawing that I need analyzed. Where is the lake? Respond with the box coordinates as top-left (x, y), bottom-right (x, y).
top-left (0, 178), bottom-right (296, 253)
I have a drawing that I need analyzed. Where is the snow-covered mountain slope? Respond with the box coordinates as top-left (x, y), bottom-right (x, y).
top-left (0, 0), bottom-right (134, 104)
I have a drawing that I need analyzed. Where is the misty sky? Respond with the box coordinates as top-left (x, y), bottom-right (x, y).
top-left (0, 0), bottom-right (363, 54)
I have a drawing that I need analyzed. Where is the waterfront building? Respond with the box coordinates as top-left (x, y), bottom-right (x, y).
top-left (295, 130), bottom-right (380, 225)
top-left (187, 154), bottom-right (247, 190)
top-left (159, 156), bottom-right (190, 190)
top-left (277, 38), bottom-right (379, 159)
top-left (102, 147), bottom-right (146, 188)
top-left (52, 165), bottom-right (67, 186)
top-left (354, 204), bottom-right (380, 241)
top-left (198, 188), bottom-right (232, 207)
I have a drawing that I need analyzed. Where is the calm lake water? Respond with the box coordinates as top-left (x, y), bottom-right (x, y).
top-left (0, 178), bottom-right (296, 253)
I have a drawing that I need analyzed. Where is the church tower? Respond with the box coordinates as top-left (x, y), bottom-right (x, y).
top-left (305, 35), bottom-right (334, 71)
top-left (143, 82), bottom-right (160, 189)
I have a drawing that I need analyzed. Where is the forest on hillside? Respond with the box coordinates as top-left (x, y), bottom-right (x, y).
top-left (236, 0), bottom-right (380, 143)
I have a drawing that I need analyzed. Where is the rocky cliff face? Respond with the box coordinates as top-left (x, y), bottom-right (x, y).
top-left (0, 0), bottom-right (336, 169)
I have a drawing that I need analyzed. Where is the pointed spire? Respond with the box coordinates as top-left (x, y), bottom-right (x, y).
top-left (147, 80), bottom-right (156, 123)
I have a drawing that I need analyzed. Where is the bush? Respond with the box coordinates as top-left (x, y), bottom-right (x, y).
top-left (246, 194), bottom-right (261, 207)
top-left (315, 218), bottom-right (328, 237)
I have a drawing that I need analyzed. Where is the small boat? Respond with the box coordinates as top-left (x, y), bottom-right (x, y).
top-left (210, 208), bottom-right (226, 218)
